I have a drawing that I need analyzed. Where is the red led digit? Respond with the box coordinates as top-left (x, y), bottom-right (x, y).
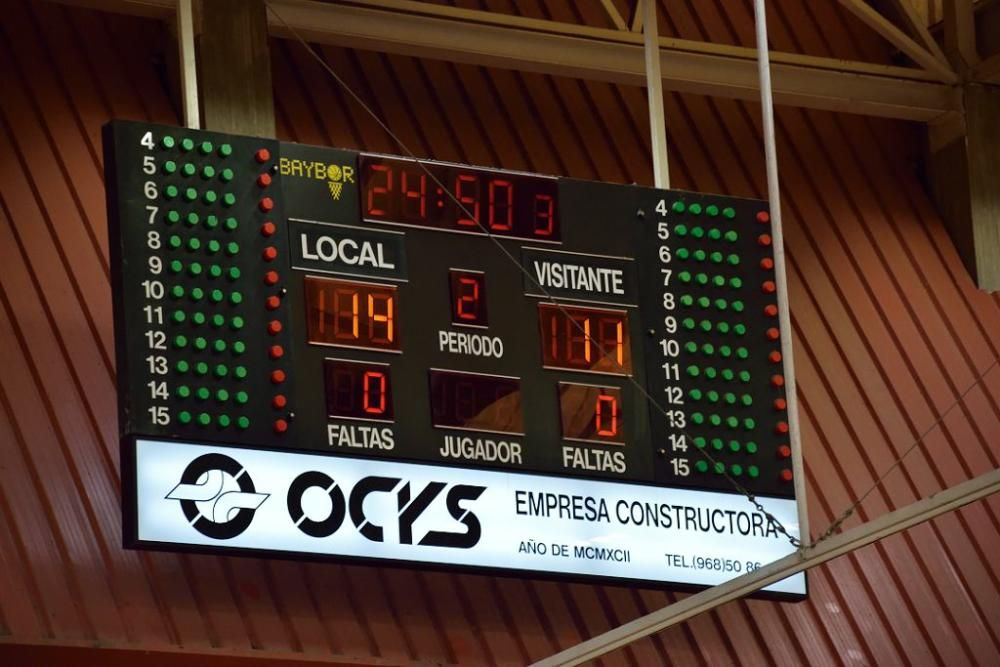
top-left (534, 193), bottom-right (555, 237)
top-left (362, 371), bottom-right (387, 414)
top-left (455, 173), bottom-right (479, 227)
top-left (366, 163), bottom-right (392, 216)
top-left (487, 179), bottom-right (513, 231)
top-left (567, 314), bottom-right (591, 364)
top-left (367, 292), bottom-right (394, 343)
top-left (334, 288), bottom-right (359, 340)
top-left (598, 317), bottom-right (625, 367)
top-left (595, 394), bottom-right (618, 437)
top-left (401, 169), bottom-right (426, 218)
top-left (457, 277), bottom-right (479, 320)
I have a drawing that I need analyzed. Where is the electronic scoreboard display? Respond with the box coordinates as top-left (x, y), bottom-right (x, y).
top-left (106, 120), bottom-right (805, 598)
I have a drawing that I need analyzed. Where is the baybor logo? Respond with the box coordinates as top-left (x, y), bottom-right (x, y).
top-left (166, 453), bottom-right (269, 539)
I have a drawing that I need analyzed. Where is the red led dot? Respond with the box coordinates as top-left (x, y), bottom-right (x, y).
top-left (764, 304), bottom-right (778, 317)
top-left (267, 320), bottom-right (283, 335)
top-left (775, 421), bottom-right (790, 435)
top-left (762, 281), bottom-right (776, 294)
top-left (255, 148), bottom-right (271, 163)
top-left (766, 327), bottom-right (780, 341)
top-left (259, 197), bottom-right (274, 212)
top-left (756, 211), bottom-right (770, 224)
top-left (273, 418), bottom-right (288, 434)
top-left (257, 173), bottom-right (272, 188)
top-left (760, 257), bottom-right (774, 270)
top-left (261, 222), bottom-right (276, 237)
top-left (263, 246), bottom-right (278, 261)
top-left (266, 295), bottom-right (281, 310)
top-left (272, 394), bottom-right (287, 409)
top-left (774, 398), bottom-right (787, 411)
top-left (780, 469), bottom-right (794, 483)
top-left (264, 270), bottom-right (279, 286)
top-left (777, 445), bottom-right (792, 459)
top-left (270, 369), bottom-right (286, 384)
top-left (269, 344), bottom-right (284, 359)
top-left (758, 233), bottom-right (772, 247)
top-left (771, 374), bottom-right (785, 387)
top-left (769, 350), bottom-right (783, 364)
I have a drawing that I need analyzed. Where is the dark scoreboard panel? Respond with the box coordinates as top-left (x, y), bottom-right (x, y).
top-left (105, 120), bottom-right (794, 502)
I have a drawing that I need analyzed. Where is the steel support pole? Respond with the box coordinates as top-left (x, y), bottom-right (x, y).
top-left (177, 0), bottom-right (201, 129)
top-left (531, 467), bottom-right (1000, 666)
top-left (642, 0), bottom-right (670, 188)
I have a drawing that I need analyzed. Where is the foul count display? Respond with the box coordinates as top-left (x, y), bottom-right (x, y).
top-left (106, 120), bottom-right (805, 597)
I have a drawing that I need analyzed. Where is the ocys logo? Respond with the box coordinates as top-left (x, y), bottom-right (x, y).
top-left (166, 454), bottom-right (269, 539)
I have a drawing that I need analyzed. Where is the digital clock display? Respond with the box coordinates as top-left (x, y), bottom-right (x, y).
top-left (305, 276), bottom-right (401, 352)
top-left (360, 154), bottom-right (560, 241)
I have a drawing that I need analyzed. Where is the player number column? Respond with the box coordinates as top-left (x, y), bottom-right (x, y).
top-left (139, 130), bottom-right (170, 427)
top-left (655, 198), bottom-right (688, 476)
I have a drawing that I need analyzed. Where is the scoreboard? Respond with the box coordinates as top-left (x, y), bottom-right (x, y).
top-left (106, 120), bottom-right (805, 597)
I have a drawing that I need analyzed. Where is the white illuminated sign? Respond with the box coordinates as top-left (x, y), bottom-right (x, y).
top-left (131, 439), bottom-right (805, 595)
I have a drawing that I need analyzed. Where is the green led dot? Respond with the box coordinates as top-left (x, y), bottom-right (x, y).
top-left (237, 416), bottom-right (250, 430)
top-left (224, 218), bottom-right (239, 234)
top-left (724, 392), bottom-right (736, 405)
top-left (232, 341), bottom-right (246, 355)
top-left (714, 462), bottom-right (725, 474)
top-left (689, 388), bottom-right (703, 400)
top-left (205, 215), bottom-right (220, 230)
top-left (194, 337), bottom-right (207, 351)
top-left (675, 224), bottom-right (688, 236)
top-left (192, 312), bottom-right (206, 326)
top-left (203, 190), bottom-right (218, 205)
top-left (175, 360), bottom-right (190, 373)
top-left (184, 187), bottom-right (198, 202)
top-left (731, 464), bottom-right (743, 476)
top-left (695, 460), bottom-right (709, 473)
top-left (714, 322), bottom-right (729, 335)
top-left (743, 418), bottom-right (756, 430)
top-left (746, 442), bottom-right (758, 454)
top-left (218, 143), bottom-right (233, 157)
top-left (201, 165), bottom-right (216, 180)
top-left (217, 414), bottom-right (231, 428)
top-left (693, 249), bottom-right (707, 262)
top-left (741, 394), bottom-right (753, 406)
top-left (689, 203), bottom-right (702, 215)
top-left (172, 310), bottom-right (186, 324)
top-left (178, 410), bottom-right (192, 424)
top-left (685, 342), bottom-right (698, 353)
top-left (212, 314), bottom-right (225, 328)
top-left (216, 388), bottom-right (230, 402)
top-left (220, 168), bottom-right (234, 183)
top-left (712, 275), bottom-right (725, 287)
top-left (708, 228), bottom-right (721, 240)
top-left (672, 201), bottom-right (685, 214)
top-left (729, 277), bottom-right (743, 289)
top-left (736, 347), bottom-right (749, 359)
top-left (187, 237), bottom-right (201, 251)
top-left (195, 362), bottom-right (209, 375)
top-left (231, 316), bottom-right (245, 330)
top-left (719, 345), bottom-right (732, 357)
top-left (199, 140), bottom-right (214, 155)
top-left (693, 436), bottom-right (706, 448)
top-left (209, 264), bottom-right (223, 278)
top-left (230, 291), bottom-right (243, 305)
top-left (726, 416), bottom-right (739, 428)
top-left (182, 162), bottom-right (196, 177)
top-left (226, 242), bottom-right (240, 256)
top-left (725, 231), bottom-right (738, 242)
top-left (692, 412), bottom-right (705, 425)
top-left (734, 324), bottom-right (747, 336)
top-left (185, 212), bottom-right (199, 226)
top-left (702, 343), bottom-right (714, 355)
top-left (729, 440), bottom-right (741, 453)
top-left (198, 412), bottom-right (212, 426)
top-left (686, 365), bottom-right (700, 378)
top-left (723, 207), bottom-right (736, 219)
top-left (213, 339), bottom-right (227, 353)
top-left (714, 298), bottom-right (727, 311)
top-left (690, 227), bottom-right (705, 239)
top-left (168, 234), bottom-right (183, 249)
top-left (706, 390), bottom-right (719, 402)
top-left (739, 370), bottom-right (751, 383)
top-left (206, 239), bottom-right (221, 254)
top-left (727, 254), bottom-right (740, 266)
top-left (704, 367), bottom-right (718, 379)
top-left (235, 391), bottom-right (249, 404)
top-left (711, 437), bottom-right (724, 450)
top-left (173, 334), bottom-right (187, 349)
top-left (164, 184), bottom-right (179, 199)
top-left (696, 273), bottom-right (709, 285)
top-left (180, 137), bottom-right (195, 152)
top-left (721, 369), bottom-right (735, 381)
top-left (161, 136), bottom-right (176, 149)
top-left (709, 414), bottom-right (722, 427)
top-left (731, 301), bottom-right (745, 313)
top-left (169, 259), bottom-right (183, 274)
top-left (215, 364), bottom-right (228, 378)
top-left (676, 248), bottom-right (689, 260)
top-left (189, 261), bottom-right (202, 276)
top-left (697, 296), bottom-right (710, 308)
top-left (162, 160), bottom-right (177, 175)
top-left (682, 318), bottom-right (696, 330)
top-left (680, 295), bottom-right (694, 306)
top-left (706, 204), bottom-right (719, 217)
top-left (170, 285), bottom-right (184, 299)
top-left (234, 366), bottom-right (248, 380)
top-left (710, 251), bottom-right (723, 263)
top-left (210, 289), bottom-right (224, 303)
top-left (679, 271), bottom-right (691, 283)
top-left (748, 465), bottom-right (759, 478)
top-left (190, 287), bottom-right (204, 301)
top-left (699, 320), bottom-right (712, 332)
top-left (165, 210), bottom-right (181, 225)
top-left (196, 387), bottom-right (210, 400)
top-left (223, 193), bottom-right (237, 207)
top-left (176, 385), bottom-right (191, 399)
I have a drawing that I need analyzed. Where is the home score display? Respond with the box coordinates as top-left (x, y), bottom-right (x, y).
top-left (106, 120), bottom-right (805, 597)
